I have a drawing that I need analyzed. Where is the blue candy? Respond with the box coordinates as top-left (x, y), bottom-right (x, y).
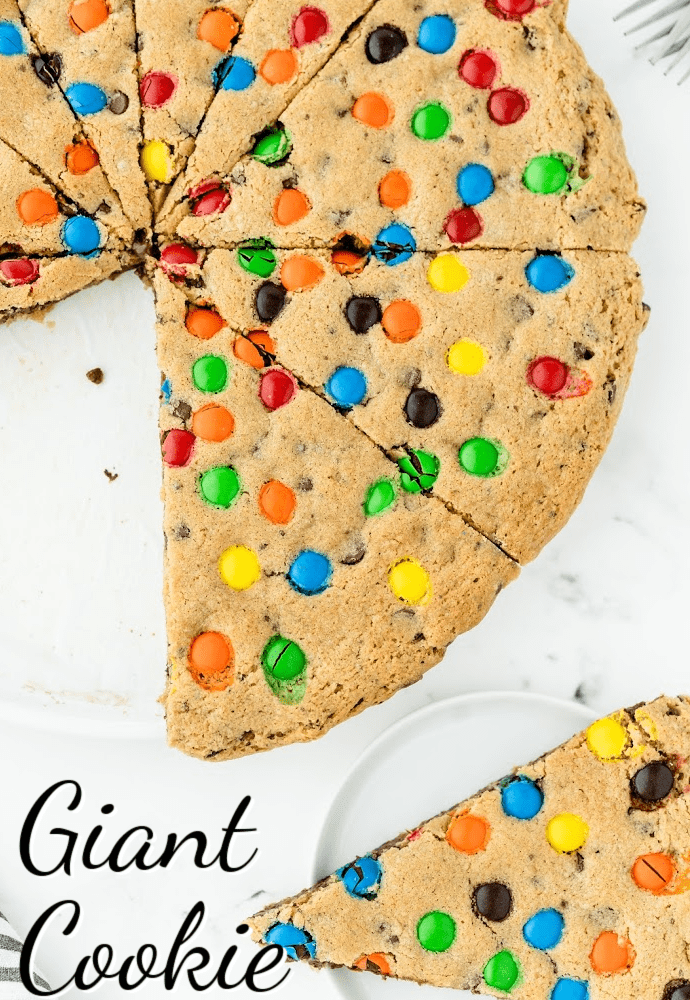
top-left (214, 55), bottom-right (255, 92)
top-left (0, 21), bottom-right (25, 55)
top-left (457, 164), bottom-right (495, 206)
top-left (337, 856), bottom-right (382, 900)
top-left (325, 366), bottom-right (367, 408)
top-left (61, 216), bottom-right (101, 255)
top-left (417, 15), bottom-right (456, 54)
top-left (161, 379), bottom-right (172, 403)
top-left (501, 775), bottom-right (543, 820)
top-left (552, 979), bottom-right (589, 1000)
top-left (66, 82), bottom-right (108, 116)
top-left (523, 908), bottom-right (564, 950)
top-left (372, 223), bottom-right (416, 265)
top-left (525, 255), bottom-right (575, 293)
top-left (264, 923), bottom-right (316, 961)
top-left (288, 551), bottom-right (332, 596)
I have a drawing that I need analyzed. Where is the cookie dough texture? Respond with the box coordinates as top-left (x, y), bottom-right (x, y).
top-left (249, 695), bottom-right (690, 998)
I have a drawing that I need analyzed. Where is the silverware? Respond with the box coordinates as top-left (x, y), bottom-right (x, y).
top-left (615, 0), bottom-right (690, 83)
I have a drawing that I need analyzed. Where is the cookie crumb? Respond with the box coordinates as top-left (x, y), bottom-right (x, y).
top-left (87, 367), bottom-right (104, 384)
top-left (104, 469), bottom-right (118, 482)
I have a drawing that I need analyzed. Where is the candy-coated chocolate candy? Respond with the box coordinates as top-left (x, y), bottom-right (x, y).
top-left (198, 466), bottom-right (241, 508)
top-left (417, 15), bottom-right (456, 54)
top-left (490, 0), bottom-right (536, 20)
top-left (218, 545), bottom-right (261, 590)
top-left (332, 247), bottom-right (368, 275)
top-left (631, 760), bottom-right (675, 802)
top-left (139, 71), bottom-right (177, 108)
top-left (416, 911), bottom-right (456, 953)
top-left (546, 813), bottom-right (589, 853)
top-left (524, 155), bottom-right (569, 194)
top-left (483, 951), bottom-right (520, 992)
top-left (259, 480), bottom-right (296, 524)
top-left (108, 91), bottom-right (129, 114)
top-left (373, 223), bottom-right (416, 265)
top-left (291, 7), bottom-right (330, 47)
top-left (16, 189), bottom-right (58, 226)
top-left (488, 88), bottom-right (529, 126)
top-left (237, 238), bottom-right (277, 277)
top-left (188, 632), bottom-right (234, 691)
top-left (160, 244), bottom-right (198, 267)
top-left (186, 305), bottom-right (225, 340)
top-left (427, 254), bottom-right (469, 293)
top-left (337, 856), bottom-right (382, 900)
top-left (214, 55), bottom-right (255, 91)
top-left (325, 366), bottom-right (367, 408)
top-left (352, 92), bottom-right (394, 129)
top-left (586, 716), bottom-right (628, 760)
top-left (198, 9), bottom-right (240, 51)
top-left (264, 923), bottom-right (315, 960)
top-left (32, 52), bottom-right (62, 85)
top-left (459, 49), bottom-right (499, 89)
top-left (523, 909), bottom-right (564, 950)
top-left (141, 140), bottom-right (173, 183)
top-left (353, 954), bottom-right (391, 975)
top-left (234, 330), bottom-right (275, 369)
top-left (411, 102), bottom-right (450, 140)
top-left (259, 368), bottom-right (298, 410)
top-left (459, 437), bottom-right (505, 477)
top-left (388, 558), bottom-right (431, 605)
top-left (664, 983), bottom-right (690, 1000)
top-left (0, 258), bottom-right (40, 285)
top-left (501, 775), bottom-right (543, 819)
top-left (528, 357), bottom-right (569, 396)
top-left (273, 187), bottom-right (310, 225)
top-left (444, 207), bottom-right (483, 244)
top-left (61, 215), bottom-right (101, 255)
top-left (346, 296), bottom-right (382, 333)
top-left (398, 449), bottom-right (439, 493)
top-left (457, 163), bottom-right (495, 206)
top-left (192, 403), bottom-right (235, 442)
top-left (69, 0), bottom-right (110, 34)
top-left (364, 479), bottom-right (396, 517)
top-left (262, 635), bottom-right (307, 681)
top-left (473, 883), bottom-right (512, 922)
top-left (0, 21), bottom-right (25, 55)
top-left (255, 281), bottom-right (286, 321)
top-left (65, 139), bottom-right (99, 175)
top-left (382, 300), bottom-right (422, 343)
top-left (379, 170), bottom-right (412, 209)
top-left (160, 378), bottom-right (172, 403)
top-left (365, 24), bottom-right (407, 63)
top-left (188, 180), bottom-right (231, 216)
top-left (260, 49), bottom-right (298, 85)
top-left (526, 255), bottom-right (574, 293)
top-left (446, 814), bottom-right (490, 854)
top-left (162, 429), bottom-right (195, 467)
top-left (281, 255), bottom-right (325, 290)
top-left (66, 82), bottom-right (108, 115)
top-left (590, 932), bottom-right (634, 974)
top-left (288, 550), bottom-right (332, 595)
top-left (632, 853), bottom-right (676, 893)
top-left (192, 355), bottom-right (228, 394)
top-left (252, 126), bottom-right (292, 165)
top-left (447, 340), bottom-right (486, 376)
top-left (552, 979), bottom-right (589, 1000)
top-left (405, 388), bottom-right (440, 428)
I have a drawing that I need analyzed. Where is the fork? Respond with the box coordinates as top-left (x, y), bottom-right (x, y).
top-left (614, 0), bottom-right (690, 83)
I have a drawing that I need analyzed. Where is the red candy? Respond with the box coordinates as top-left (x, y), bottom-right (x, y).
top-left (160, 244), bottom-right (199, 266)
top-left (188, 181), bottom-right (231, 217)
top-left (459, 50), bottom-right (499, 89)
top-left (0, 258), bottom-right (40, 286)
top-left (162, 429), bottom-right (195, 467)
top-left (259, 369), bottom-right (298, 410)
top-left (444, 207), bottom-right (483, 244)
top-left (527, 357), bottom-right (569, 395)
top-left (290, 6), bottom-right (330, 47)
top-left (488, 88), bottom-right (529, 125)
top-left (487, 0), bottom-right (536, 20)
top-left (140, 71), bottom-right (177, 108)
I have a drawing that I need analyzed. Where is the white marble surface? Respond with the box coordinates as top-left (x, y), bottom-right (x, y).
top-left (0, 0), bottom-right (688, 994)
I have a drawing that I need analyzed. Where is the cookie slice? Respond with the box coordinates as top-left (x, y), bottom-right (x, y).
top-left (156, 0), bottom-right (380, 232)
top-left (154, 268), bottom-right (517, 760)
top-left (136, 0), bottom-right (255, 213)
top-left (173, 0), bottom-right (644, 253)
top-left (249, 694), bottom-right (690, 999)
top-left (17, 0), bottom-right (150, 230)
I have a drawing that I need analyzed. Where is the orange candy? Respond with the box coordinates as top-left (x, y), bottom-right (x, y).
top-left (233, 331), bottom-right (275, 369)
top-left (590, 932), bottom-right (635, 974)
top-left (191, 403), bottom-right (235, 443)
top-left (188, 632), bottom-right (234, 691)
top-left (259, 480), bottom-right (296, 525)
top-left (273, 188), bottom-right (311, 226)
top-left (352, 92), bottom-right (394, 128)
top-left (632, 853), bottom-right (676, 893)
top-left (379, 170), bottom-right (412, 209)
top-left (68, 0), bottom-right (110, 34)
top-left (260, 48), bottom-right (299, 85)
top-left (16, 189), bottom-right (59, 226)
top-left (382, 300), bottom-right (422, 343)
top-left (281, 255), bottom-right (325, 291)
top-left (197, 8), bottom-right (241, 50)
top-left (185, 305), bottom-right (225, 340)
top-left (65, 140), bottom-right (100, 175)
top-left (446, 814), bottom-right (490, 855)
top-left (353, 954), bottom-right (391, 976)
top-left (331, 249), bottom-right (367, 275)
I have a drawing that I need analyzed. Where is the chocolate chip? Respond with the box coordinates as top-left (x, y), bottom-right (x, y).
top-left (341, 539), bottom-right (366, 565)
top-left (86, 367), bottom-right (103, 384)
top-left (298, 477), bottom-right (313, 492)
top-left (404, 388), bottom-right (440, 428)
top-left (108, 91), bottom-right (129, 114)
top-left (345, 296), bottom-right (382, 334)
top-left (664, 982), bottom-right (690, 1000)
top-left (631, 761), bottom-right (675, 803)
top-left (172, 400), bottom-right (192, 422)
top-left (175, 524), bottom-right (190, 540)
top-left (255, 281), bottom-right (286, 323)
top-left (507, 294), bottom-right (534, 324)
top-left (365, 24), bottom-right (408, 64)
top-left (573, 342), bottom-right (594, 361)
top-left (31, 52), bottom-right (61, 86)
top-left (473, 883), bottom-right (512, 922)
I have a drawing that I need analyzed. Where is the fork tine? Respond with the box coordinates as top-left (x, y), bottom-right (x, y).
top-left (614, 0), bottom-right (663, 20)
top-left (663, 31), bottom-right (690, 68)
top-left (624, 0), bottom-right (690, 35)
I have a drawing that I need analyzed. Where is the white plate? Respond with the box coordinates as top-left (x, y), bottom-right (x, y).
top-left (314, 691), bottom-right (597, 1000)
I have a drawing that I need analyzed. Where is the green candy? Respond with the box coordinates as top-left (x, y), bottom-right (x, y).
top-left (198, 466), bottom-right (240, 509)
top-left (364, 478), bottom-right (396, 516)
top-left (416, 911), bottom-right (456, 953)
top-left (252, 126), bottom-right (292, 165)
top-left (483, 950), bottom-right (520, 992)
top-left (458, 437), bottom-right (507, 478)
top-left (237, 238), bottom-right (277, 277)
top-left (398, 450), bottom-right (440, 494)
top-left (523, 152), bottom-right (588, 196)
top-left (192, 355), bottom-right (228, 393)
top-left (262, 635), bottom-right (308, 705)
top-left (411, 102), bottom-right (451, 141)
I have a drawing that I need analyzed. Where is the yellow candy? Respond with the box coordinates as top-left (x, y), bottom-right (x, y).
top-left (586, 717), bottom-right (628, 761)
top-left (427, 254), bottom-right (470, 293)
top-left (388, 559), bottom-right (431, 606)
top-left (219, 546), bottom-right (261, 591)
top-left (546, 813), bottom-right (589, 854)
top-left (141, 140), bottom-right (172, 183)
top-left (447, 340), bottom-right (486, 376)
